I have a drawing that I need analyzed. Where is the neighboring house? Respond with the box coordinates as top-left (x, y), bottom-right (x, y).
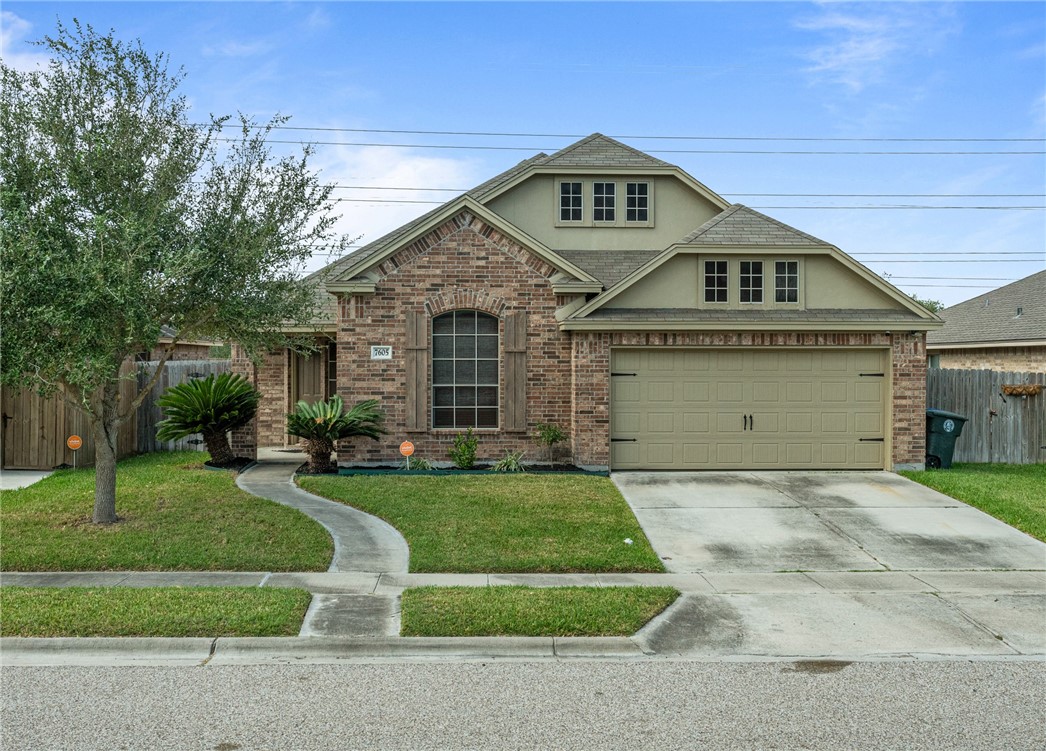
top-left (926, 270), bottom-right (1046, 372)
top-left (232, 134), bottom-right (940, 471)
top-left (135, 325), bottom-right (222, 362)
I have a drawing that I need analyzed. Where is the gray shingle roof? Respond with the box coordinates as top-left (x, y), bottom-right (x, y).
top-left (584, 308), bottom-right (925, 323)
top-left (681, 204), bottom-right (829, 246)
top-left (927, 270), bottom-right (1046, 346)
top-left (540, 133), bottom-right (672, 168)
top-left (555, 249), bottom-right (663, 287)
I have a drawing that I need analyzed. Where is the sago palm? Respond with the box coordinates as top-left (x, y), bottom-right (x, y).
top-left (156, 372), bottom-right (260, 466)
top-left (286, 396), bottom-right (385, 472)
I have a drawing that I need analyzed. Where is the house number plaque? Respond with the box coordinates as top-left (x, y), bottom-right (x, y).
top-left (370, 346), bottom-right (392, 360)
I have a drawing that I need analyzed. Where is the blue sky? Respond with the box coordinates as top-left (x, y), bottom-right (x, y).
top-left (3, 1), bottom-right (1044, 306)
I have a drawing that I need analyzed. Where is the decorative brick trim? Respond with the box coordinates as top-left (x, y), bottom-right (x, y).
top-left (425, 290), bottom-right (508, 317)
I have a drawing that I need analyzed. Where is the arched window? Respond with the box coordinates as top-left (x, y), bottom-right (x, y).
top-left (432, 310), bottom-right (499, 428)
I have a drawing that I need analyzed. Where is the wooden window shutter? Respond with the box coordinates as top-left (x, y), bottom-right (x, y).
top-left (405, 312), bottom-right (428, 432)
top-left (503, 311), bottom-right (527, 432)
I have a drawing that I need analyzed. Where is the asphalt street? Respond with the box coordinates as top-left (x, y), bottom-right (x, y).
top-left (4, 659), bottom-right (1044, 750)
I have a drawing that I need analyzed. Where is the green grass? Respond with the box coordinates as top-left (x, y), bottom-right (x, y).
top-left (400, 586), bottom-right (679, 637)
top-left (0, 587), bottom-right (311, 637)
top-left (900, 463), bottom-right (1046, 542)
top-left (0, 452), bottom-right (332, 571)
top-left (298, 475), bottom-right (665, 573)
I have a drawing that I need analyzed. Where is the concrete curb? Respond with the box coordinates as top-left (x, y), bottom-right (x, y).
top-left (0, 637), bottom-right (214, 666)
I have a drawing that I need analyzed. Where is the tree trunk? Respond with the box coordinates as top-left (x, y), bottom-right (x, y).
top-left (305, 437), bottom-right (334, 473)
top-left (92, 413), bottom-right (119, 524)
top-left (203, 430), bottom-right (235, 466)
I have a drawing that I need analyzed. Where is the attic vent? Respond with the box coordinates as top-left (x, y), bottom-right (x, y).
top-left (1015, 306), bottom-right (1023, 317)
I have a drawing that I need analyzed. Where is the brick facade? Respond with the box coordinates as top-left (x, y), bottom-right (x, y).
top-left (229, 344), bottom-right (257, 460)
top-left (933, 346), bottom-right (1046, 372)
top-left (335, 212), bottom-right (574, 465)
top-left (569, 330), bottom-right (927, 470)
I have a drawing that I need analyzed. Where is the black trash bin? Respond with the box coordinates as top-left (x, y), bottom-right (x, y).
top-left (925, 408), bottom-right (968, 469)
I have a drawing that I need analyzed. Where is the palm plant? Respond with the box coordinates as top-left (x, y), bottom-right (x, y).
top-left (286, 396), bottom-right (385, 473)
top-left (155, 373), bottom-right (260, 466)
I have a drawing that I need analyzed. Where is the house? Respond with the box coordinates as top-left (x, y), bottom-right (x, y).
top-left (231, 134), bottom-right (941, 471)
top-left (926, 270), bottom-right (1046, 372)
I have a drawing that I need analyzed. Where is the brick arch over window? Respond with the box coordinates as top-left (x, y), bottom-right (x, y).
top-left (403, 307), bottom-right (527, 433)
top-left (424, 289), bottom-right (508, 318)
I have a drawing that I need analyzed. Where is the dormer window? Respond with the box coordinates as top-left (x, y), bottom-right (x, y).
top-left (626, 182), bottom-right (649, 222)
top-left (555, 178), bottom-right (654, 227)
top-left (740, 261), bottom-right (763, 304)
top-left (775, 260), bottom-right (799, 303)
top-left (593, 182), bottom-right (616, 222)
top-left (559, 182), bottom-right (582, 222)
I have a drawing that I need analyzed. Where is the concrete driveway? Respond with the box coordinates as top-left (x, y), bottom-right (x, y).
top-left (614, 471), bottom-right (1046, 658)
top-left (614, 471), bottom-right (1046, 574)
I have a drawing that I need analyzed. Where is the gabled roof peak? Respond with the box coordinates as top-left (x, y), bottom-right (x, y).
top-left (541, 133), bottom-right (673, 168)
top-left (681, 204), bottom-right (830, 246)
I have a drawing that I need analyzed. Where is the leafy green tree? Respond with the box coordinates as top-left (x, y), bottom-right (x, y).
top-left (913, 296), bottom-right (945, 314)
top-left (155, 373), bottom-right (260, 466)
top-left (286, 396), bottom-right (386, 473)
top-left (0, 21), bottom-right (347, 523)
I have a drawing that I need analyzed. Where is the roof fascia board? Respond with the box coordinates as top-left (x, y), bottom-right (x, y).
top-left (332, 196), bottom-right (600, 286)
top-left (326, 281), bottom-right (377, 295)
top-left (927, 340), bottom-right (1046, 350)
top-left (561, 319), bottom-right (943, 332)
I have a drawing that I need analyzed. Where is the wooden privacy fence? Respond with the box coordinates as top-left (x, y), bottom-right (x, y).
top-left (927, 369), bottom-right (1046, 464)
top-left (136, 359), bottom-right (231, 453)
top-left (0, 361), bottom-right (138, 470)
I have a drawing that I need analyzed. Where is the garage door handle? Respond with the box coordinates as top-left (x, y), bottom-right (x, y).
top-left (859, 438), bottom-right (885, 442)
top-left (611, 438), bottom-right (637, 443)
top-left (859, 373), bottom-right (885, 377)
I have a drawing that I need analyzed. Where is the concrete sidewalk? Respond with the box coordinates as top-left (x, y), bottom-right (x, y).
top-left (235, 454), bottom-right (409, 574)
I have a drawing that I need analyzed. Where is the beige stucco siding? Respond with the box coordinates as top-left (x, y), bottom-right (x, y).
top-left (485, 174), bottom-right (720, 251)
top-left (603, 252), bottom-right (907, 312)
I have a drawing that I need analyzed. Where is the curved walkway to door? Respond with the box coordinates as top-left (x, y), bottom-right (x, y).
top-left (236, 454), bottom-right (409, 574)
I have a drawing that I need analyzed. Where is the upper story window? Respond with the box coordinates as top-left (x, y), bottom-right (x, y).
top-left (739, 261), bottom-right (763, 304)
top-left (626, 182), bottom-right (649, 222)
top-left (432, 310), bottom-right (499, 429)
top-left (593, 182), bottom-right (616, 222)
top-left (775, 260), bottom-right (799, 303)
top-left (559, 182), bottom-right (582, 222)
top-left (704, 260), bottom-right (728, 303)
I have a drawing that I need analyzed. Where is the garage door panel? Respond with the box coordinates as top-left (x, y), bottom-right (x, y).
top-left (717, 382), bottom-right (743, 402)
top-left (648, 412), bottom-right (676, 433)
top-left (752, 382), bottom-right (780, 402)
top-left (683, 412), bottom-right (710, 433)
top-left (610, 349), bottom-right (887, 470)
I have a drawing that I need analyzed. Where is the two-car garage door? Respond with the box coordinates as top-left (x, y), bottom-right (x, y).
top-left (610, 349), bottom-right (887, 470)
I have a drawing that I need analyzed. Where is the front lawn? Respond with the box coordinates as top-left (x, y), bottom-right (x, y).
top-left (0, 452), bottom-right (332, 571)
top-left (0, 587), bottom-right (311, 637)
top-left (298, 474), bottom-right (665, 573)
top-left (400, 586), bottom-right (679, 637)
top-left (901, 463), bottom-right (1046, 542)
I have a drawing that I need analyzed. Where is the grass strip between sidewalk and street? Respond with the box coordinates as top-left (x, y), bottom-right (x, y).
top-left (0, 452), bottom-right (332, 572)
top-left (298, 475), bottom-right (665, 574)
top-left (0, 587), bottom-right (312, 637)
top-left (900, 463), bottom-right (1046, 542)
top-left (400, 586), bottom-right (679, 637)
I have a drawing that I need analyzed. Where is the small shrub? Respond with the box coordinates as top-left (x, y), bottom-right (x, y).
top-left (491, 451), bottom-right (527, 473)
top-left (534, 422), bottom-right (567, 463)
top-left (404, 456), bottom-right (433, 471)
top-left (286, 396), bottom-right (385, 473)
top-left (449, 427), bottom-right (478, 469)
top-left (155, 372), bottom-right (260, 466)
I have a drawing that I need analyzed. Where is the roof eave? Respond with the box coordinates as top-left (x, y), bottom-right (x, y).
top-left (560, 319), bottom-right (942, 332)
top-left (927, 339), bottom-right (1046, 351)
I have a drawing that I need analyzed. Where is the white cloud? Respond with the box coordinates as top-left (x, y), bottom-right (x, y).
top-left (201, 39), bottom-right (274, 58)
top-left (0, 12), bottom-right (52, 72)
top-left (795, 4), bottom-right (960, 93)
top-left (303, 144), bottom-right (483, 275)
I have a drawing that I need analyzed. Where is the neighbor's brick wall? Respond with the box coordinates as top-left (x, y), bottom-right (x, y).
top-left (570, 330), bottom-right (928, 470)
top-left (229, 344), bottom-right (257, 459)
top-left (933, 346), bottom-right (1045, 372)
top-left (335, 211), bottom-right (575, 464)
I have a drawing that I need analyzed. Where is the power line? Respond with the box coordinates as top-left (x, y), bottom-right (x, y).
top-left (211, 124), bottom-right (1044, 143)
top-left (857, 252), bottom-right (1041, 256)
top-left (883, 276), bottom-right (1018, 281)
top-left (325, 185), bottom-right (1045, 199)
top-left (325, 197), bottom-right (1045, 209)
top-left (215, 138), bottom-right (1044, 156)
